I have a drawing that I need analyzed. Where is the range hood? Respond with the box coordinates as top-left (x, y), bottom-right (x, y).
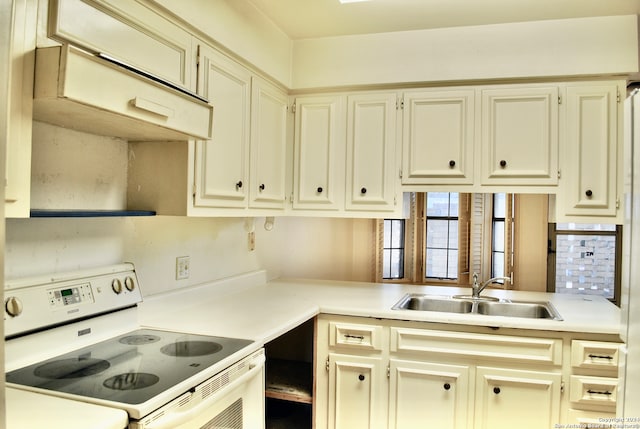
top-left (33, 45), bottom-right (213, 141)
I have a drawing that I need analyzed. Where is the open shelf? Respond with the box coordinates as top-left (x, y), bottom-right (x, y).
top-left (30, 209), bottom-right (156, 218)
top-left (266, 359), bottom-right (313, 404)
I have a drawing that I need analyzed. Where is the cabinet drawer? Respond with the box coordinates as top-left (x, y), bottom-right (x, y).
top-left (49, 0), bottom-right (194, 90)
top-left (34, 45), bottom-right (213, 141)
top-left (566, 409), bottom-right (617, 428)
top-left (569, 375), bottom-right (618, 410)
top-left (571, 340), bottom-right (620, 373)
top-left (329, 322), bottom-right (383, 351)
top-left (390, 328), bottom-right (562, 365)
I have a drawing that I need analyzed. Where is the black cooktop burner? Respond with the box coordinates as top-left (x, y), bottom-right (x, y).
top-left (119, 334), bottom-right (161, 345)
top-left (6, 328), bottom-right (253, 405)
top-left (103, 372), bottom-right (160, 390)
top-left (160, 341), bottom-right (223, 357)
top-left (34, 358), bottom-right (111, 379)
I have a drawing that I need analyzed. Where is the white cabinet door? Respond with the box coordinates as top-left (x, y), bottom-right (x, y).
top-left (50, 0), bottom-right (195, 90)
top-left (561, 84), bottom-right (620, 218)
top-left (346, 92), bottom-right (398, 212)
top-left (480, 86), bottom-right (559, 185)
top-left (328, 353), bottom-right (387, 429)
top-left (475, 366), bottom-right (562, 429)
top-left (249, 77), bottom-right (288, 209)
top-left (194, 45), bottom-right (251, 208)
top-left (293, 95), bottom-right (345, 210)
top-left (5, 0), bottom-right (36, 218)
top-left (389, 359), bottom-right (471, 429)
top-left (402, 89), bottom-right (475, 185)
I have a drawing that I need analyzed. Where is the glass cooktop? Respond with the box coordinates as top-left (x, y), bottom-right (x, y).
top-left (6, 329), bottom-right (253, 405)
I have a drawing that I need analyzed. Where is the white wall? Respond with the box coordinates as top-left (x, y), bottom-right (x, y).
top-left (292, 15), bottom-right (639, 89)
top-left (5, 122), bottom-right (373, 295)
top-left (153, 0), bottom-right (293, 87)
top-left (5, 215), bottom-right (287, 296)
top-left (278, 217), bottom-right (376, 282)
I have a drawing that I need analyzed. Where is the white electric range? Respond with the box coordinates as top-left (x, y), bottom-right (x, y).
top-left (4, 263), bottom-right (265, 429)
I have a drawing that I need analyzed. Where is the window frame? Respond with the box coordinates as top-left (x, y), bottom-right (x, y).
top-left (547, 223), bottom-right (622, 305)
top-left (376, 192), bottom-right (471, 285)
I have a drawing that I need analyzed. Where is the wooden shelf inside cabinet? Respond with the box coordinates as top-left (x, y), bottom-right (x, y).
top-left (266, 359), bottom-right (313, 404)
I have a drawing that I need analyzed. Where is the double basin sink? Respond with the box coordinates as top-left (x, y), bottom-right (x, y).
top-left (392, 294), bottom-right (563, 321)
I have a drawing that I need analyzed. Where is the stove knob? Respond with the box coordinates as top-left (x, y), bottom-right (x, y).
top-left (124, 276), bottom-right (136, 292)
top-left (112, 278), bottom-right (123, 294)
top-left (5, 296), bottom-right (23, 317)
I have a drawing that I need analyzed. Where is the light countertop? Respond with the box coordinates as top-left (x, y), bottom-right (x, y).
top-left (7, 273), bottom-right (621, 428)
top-left (138, 274), bottom-right (622, 345)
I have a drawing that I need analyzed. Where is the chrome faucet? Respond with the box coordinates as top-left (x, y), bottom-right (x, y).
top-left (471, 272), bottom-right (511, 299)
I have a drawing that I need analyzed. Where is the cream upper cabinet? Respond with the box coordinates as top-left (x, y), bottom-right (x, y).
top-left (474, 366), bottom-right (562, 429)
top-left (402, 89), bottom-right (475, 185)
top-left (249, 77), bottom-right (288, 209)
top-left (346, 92), bottom-right (399, 212)
top-left (48, 0), bottom-right (195, 90)
top-left (193, 45), bottom-right (251, 209)
top-left (480, 85), bottom-right (559, 186)
top-left (559, 82), bottom-right (622, 220)
top-left (6, 0), bottom-right (36, 218)
top-left (293, 95), bottom-right (346, 211)
top-left (327, 353), bottom-right (387, 429)
top-left (388, 359), bottom-right (471, 429)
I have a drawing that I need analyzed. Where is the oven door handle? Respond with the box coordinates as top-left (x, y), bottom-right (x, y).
top-left (144, 353), bottom-right (265, 429)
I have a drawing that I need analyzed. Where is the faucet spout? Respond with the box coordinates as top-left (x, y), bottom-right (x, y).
top-left (471, 273), bottom-right (511, 299)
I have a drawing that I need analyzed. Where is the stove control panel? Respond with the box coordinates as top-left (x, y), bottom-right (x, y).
top-left (4, 263), bottom-right (143, 338)
top-left (48, 282), bottom-right (94, 308)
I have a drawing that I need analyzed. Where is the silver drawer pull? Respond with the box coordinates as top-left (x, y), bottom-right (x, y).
top-left (588, 354), bottom-right (614, 360)
top-left (344, 334), bottom-right (365, 341)
top-left (587, 389), bottom-right (612, 396)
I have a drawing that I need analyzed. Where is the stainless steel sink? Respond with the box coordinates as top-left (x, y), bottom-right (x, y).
top-left (476, 300), bottom-right (563, 320)
top-left (392, 294), bottom-right (563, 321)
top-left (392, 295), bottom-right (473, 314)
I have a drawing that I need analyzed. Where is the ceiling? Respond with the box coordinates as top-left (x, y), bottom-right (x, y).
top-left (246, 0), bottom-right (640, 40)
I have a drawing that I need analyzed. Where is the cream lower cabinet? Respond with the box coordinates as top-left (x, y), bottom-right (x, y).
top-left (316, 315), bottom-right (569, 429)
top-left (474, 366), bottom-right (562, 429)
top-left (388, 359), bottom-right (471, 429)
top-left (327, 353), bottom-right (387, 429)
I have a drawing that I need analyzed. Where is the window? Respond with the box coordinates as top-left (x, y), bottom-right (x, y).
top-left (382, 219), bottom-right (405, 279)
top-left (548, 223), bottom-right (621, 304)
top-left (377, 192), bottom-right (470, 285)
top-left (491, 193), bottom-right (514, 279)
top-left (425, 193), bottom-right (459, 280)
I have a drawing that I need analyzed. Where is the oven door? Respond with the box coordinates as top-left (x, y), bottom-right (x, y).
top-left (133, 350), bottom-right (265, 429)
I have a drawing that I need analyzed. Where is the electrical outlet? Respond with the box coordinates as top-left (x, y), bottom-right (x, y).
top-left (176, 256), bottom-right (190, 280)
